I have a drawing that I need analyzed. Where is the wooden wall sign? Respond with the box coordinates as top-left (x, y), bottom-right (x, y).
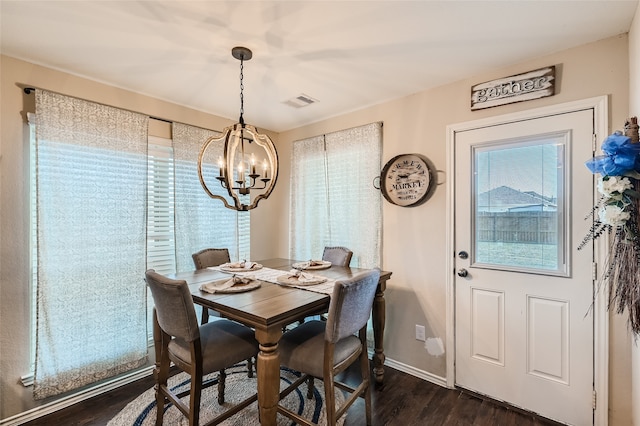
top-left (470, 66), bottom-right (555, 110)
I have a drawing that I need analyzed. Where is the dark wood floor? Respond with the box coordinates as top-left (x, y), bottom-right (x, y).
top-left (22, 364), bottom-right (563, 426)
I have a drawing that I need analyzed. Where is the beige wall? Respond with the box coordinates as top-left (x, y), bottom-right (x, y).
top-left (629, 4), bottom-right (640, 426)
top-left (280, 35), bottom-right (632, 424)
top-left (0, 34), bottom-right (635, 423)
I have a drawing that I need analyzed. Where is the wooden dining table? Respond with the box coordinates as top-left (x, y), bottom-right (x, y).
top-left (171, 257), bottom-right (392, 426)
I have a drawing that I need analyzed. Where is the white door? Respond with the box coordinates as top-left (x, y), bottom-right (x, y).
top-left (454, 109), bottom-right (595, 425)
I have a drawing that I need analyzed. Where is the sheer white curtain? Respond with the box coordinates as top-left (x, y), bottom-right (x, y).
top-left (33, 90), bottom-right (148, 399)
top-left (172, 123), bottom-right (250, 272)
top-left (290, 122), bottom-right (382, 268)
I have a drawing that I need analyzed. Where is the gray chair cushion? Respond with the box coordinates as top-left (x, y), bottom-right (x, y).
top-left (278, 320), bottom-right (361, 378)
top-left (168, 319), bottom-right (258, 374)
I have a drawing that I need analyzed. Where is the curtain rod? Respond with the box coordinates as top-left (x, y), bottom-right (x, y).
top-left (20, 84), bottom-right (221, 133)
top-left (325, 121), bottom-right (383, 138)
top-left (21, 84), bottom-right (377, 136)
top-left (293, 121), bottom-right (383, 143)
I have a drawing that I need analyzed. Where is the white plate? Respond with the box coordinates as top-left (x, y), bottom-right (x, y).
top-left (220, 263), bottom-right (263, 273)
top-left (200, 279), bottom-right (261, 293)
top-left (292, 260), bottom-right (332, 270)
top-left (276, 274), bottom-right (327, 286)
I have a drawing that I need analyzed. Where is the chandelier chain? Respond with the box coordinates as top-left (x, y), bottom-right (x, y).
top-left (239, 56), bottom-right (245, 124)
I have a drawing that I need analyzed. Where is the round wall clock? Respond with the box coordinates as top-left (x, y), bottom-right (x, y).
top-left (380, 153), bottom-right (436, 207)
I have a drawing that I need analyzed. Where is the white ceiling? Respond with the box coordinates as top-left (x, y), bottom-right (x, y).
top-left (1, 1), bottom-right (638, 132)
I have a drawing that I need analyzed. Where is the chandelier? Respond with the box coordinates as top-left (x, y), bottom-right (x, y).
top-left (198, 46), bottom-right (279, 211)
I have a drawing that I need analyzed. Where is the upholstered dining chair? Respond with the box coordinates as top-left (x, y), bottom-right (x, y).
top-left (288, 246), bottom-right (353, 329)
top-left (276, 269), bottom-right (381, 426)
top-left (322, 246), bottom-right (353, 267)
top-left (145, 270), bottom-right (259, 426)
top-left (192, 247), bottom-right (255, 378)
top-left (192, 248), bottom-right (231, 324)
top-left (312, 246), bottom-right (353, 323)
top-left (192, 248), bottom-right (231, 270)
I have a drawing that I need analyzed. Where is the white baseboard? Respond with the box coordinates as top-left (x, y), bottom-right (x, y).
top-left (382, 356), bottom-right (449, 388)
top-left (0, 366), bottom-right (154, 426)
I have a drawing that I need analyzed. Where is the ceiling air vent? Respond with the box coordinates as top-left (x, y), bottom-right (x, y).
top-left (284, 93), bottom-right (318, 108)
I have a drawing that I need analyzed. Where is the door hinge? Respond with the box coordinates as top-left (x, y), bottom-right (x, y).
top-left (592, 262), bottom-right (598, 281)
top-left (592, 134), bottom-right (597, 152)
top-left (592, 389), bottom-right (597, 410)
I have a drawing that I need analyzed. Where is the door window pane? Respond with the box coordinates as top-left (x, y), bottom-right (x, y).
top-left (473, 134), bottom-right (567, 275)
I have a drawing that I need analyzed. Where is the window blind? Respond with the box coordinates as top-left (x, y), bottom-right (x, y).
top-left (147, 136), bottom-right (176, 275)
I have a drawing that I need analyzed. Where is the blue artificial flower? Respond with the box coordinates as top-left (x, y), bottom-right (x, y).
top-left (585, 132), bottom-right (640, 176)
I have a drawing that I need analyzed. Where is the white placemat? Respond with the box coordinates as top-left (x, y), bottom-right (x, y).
top-left (291, 260), bottom-right (332, 270)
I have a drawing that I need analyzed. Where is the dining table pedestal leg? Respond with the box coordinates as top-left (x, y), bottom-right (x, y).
top-left (255, 328), bottom-right (282, 426)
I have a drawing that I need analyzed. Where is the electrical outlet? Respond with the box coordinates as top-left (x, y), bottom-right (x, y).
top-left (415, 324), bottom-right (426, 341)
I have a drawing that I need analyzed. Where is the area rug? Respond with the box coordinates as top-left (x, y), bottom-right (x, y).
top-left (107, 365), bottom-right (345, 425)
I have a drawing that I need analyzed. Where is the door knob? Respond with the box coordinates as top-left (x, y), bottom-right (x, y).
top-left (457, 268), bottom-right (468, 278)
